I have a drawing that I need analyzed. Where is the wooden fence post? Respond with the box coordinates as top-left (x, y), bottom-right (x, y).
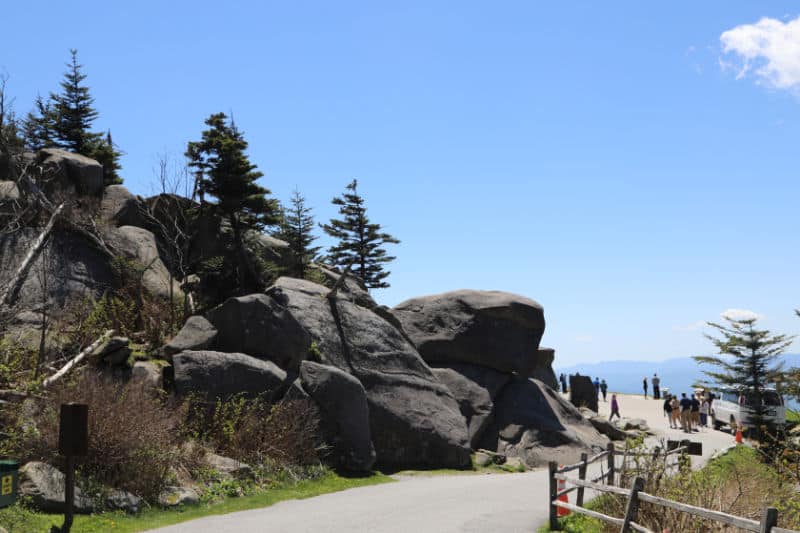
top-left (607, 442), bottom-right (615, 486)
top-left (577, 452), bottom-right (588, 507)
top-left (549, 461), bottom-right (559, 531)
top-left (760, 507), bottom-right (778, 533)
top-left (620, 476), bottom-right (645, 533)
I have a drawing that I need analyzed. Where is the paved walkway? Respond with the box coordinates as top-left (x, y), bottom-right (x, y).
top-left (149, 393), bottom-right (739, 533)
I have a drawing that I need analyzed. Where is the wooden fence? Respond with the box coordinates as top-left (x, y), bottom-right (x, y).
top-left (547, 443), bottom-right (798, 533)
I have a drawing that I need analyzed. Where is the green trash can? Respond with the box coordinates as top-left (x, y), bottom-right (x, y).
top-left (0, 460), bottom-right (19, 509)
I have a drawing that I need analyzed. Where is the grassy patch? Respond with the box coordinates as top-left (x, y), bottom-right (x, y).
top-left (0, 471), bottom-right (393, 533)
top-left (786, 408), bottom-right (800, 424)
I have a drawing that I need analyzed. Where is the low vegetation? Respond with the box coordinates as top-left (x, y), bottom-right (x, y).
top-left (542, 446), bottom-right (800, 532)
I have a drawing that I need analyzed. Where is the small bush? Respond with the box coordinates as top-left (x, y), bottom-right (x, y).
top-left (186, 395), bottom-right (324, 467)
top-left (20, 371), bottom-right (186, 503)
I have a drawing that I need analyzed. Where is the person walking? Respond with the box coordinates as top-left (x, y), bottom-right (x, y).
top-left (600, 379), bottom-right (608, 402)
top-left (663, 395), bottom-right (674, 428)
top-left (679, 393), bottom-right (692, 433)
top-left (671, 395), bottom-right (681, 428)
top-left (593, 377), bottom-right (601, 399)
top-left (559, 373), bottom-right (567, 394)
top-left (609, 394), bottom-right (621, 421)
top-left (652, 373), bottom-right (661, 400)
top-left (643, 376), bottom-right (648, 399)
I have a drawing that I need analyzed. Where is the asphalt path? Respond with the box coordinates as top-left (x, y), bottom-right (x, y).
top-left (149, 393), bottom-right (738, 533)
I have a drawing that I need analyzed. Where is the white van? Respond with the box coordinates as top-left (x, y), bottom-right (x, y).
top-left (710, 387), bottom-right (786, 430)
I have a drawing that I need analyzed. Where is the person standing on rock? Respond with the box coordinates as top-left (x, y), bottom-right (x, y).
top-left (593, 377), bottom-right (600, 398)
top-left (600, 379), bottom-right (608, 401)
top-left (559, 373), bottom-right (567, 394)
top-left (652, 373), bottom-right (661, 400)
top-left (643, 376), bottom-right (648, 398)
top-left (609, 394), bottom-right (621, 421)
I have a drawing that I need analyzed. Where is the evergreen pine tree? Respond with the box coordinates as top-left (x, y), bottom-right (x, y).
top-left (51, 49), bottom-right (101, 154)
top-left (22, 95), bottom-right (57, 151)
top-left (50, 49), bottom-right (122, 184)
top-left (321, 179), bottom-right (399, 289)
top-left (186, 112), bottom-right (279, 294)
top-left (694, 316), bottom-right (794, 438)
top-left (276, 189), bottom-right (321, 279)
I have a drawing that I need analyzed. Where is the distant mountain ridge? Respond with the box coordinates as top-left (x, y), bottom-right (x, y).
top-left (555, 354), bottom-right (800, 398)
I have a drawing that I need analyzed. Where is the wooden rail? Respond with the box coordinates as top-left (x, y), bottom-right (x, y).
top-left (548, 443), bottom-right (796, 533)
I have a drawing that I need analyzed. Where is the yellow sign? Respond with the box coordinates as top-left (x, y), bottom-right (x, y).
top-left (1, 475), bottom-right (11, 496)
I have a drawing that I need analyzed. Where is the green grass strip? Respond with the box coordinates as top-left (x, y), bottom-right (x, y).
top-left (0, 471), bottom-right (393, 533)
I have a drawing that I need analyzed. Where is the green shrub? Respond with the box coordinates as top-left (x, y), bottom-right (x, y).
top-left (20, 371), bottom-right (187, 503)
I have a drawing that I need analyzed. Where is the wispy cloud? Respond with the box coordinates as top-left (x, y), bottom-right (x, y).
top-left (672, 320), bottom-right (706, 332)
top-left (721, 308), bottom-right (761, 321)
top-left (720, 16), bottom-right (800, 92)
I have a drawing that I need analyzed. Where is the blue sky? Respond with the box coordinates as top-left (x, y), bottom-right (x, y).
top-left (2, 2), bottom-right (799, 365)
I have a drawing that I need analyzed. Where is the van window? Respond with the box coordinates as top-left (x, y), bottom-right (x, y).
top-left (743, 391), bottom-right (783, 407)
top-left (723, 392), bottom-right (738, 403)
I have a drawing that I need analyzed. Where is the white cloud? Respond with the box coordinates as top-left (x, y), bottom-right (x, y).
top-left (672, 320), bottom-right (706, 332)
top-left (721, 308), bottom-right (761, 321)
top-left (720, 16), bottom-right (800, 91)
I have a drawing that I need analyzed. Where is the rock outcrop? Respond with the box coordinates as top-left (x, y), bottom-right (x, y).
top-left (569, 374), bottom-right (598, 413)
top-left (300, 360), bottom-right (376, 472)
top-left (39, 148), bottom-right (104, 196)
top-left (172, 350), bottom-right (288, 402)
top-left (162, 315), bottom-right (217, 356)
top-left (478, 377), bottom-right (608, 467)
top-left (264, 277), bottom-right (471, 469)
top-left (19, 462), bottom-right (95, 514)
top-left (392, 290), bottom-right (548, 377)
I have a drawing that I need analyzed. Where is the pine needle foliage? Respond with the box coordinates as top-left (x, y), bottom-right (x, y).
top-left (320, 179), bottom-right (399, 289)
top-left (186, 112), bottom-right (280, 294)
top-left (694, 316), bottom-right (794, 435)
top-left (276, 189), bottom-right (321, 279)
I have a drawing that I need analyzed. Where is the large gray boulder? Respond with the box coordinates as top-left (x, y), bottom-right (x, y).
top-left (206, 294), bottom-right (311, 370)
top-left (110, 226), bottom-right (181, 299)
top-left (569, 374), bottom-right (598, 413)
top-left (431, 364), bottom-right (511, 448)
top-left (163, 315), bottom-right (218, 356)
top-left (533, 347), bottom-right (558, 389)
top-left (392, 290), bottom-right (548, 377)
top-left (264, 277), bottom-right (471, 469)
top-left (300, 360), bottom-right (376, 472)
top-left (18, 462), bottom-right (95, 514)
top-left (478, 377), bottom-right (609, 467)
top-left (0, 227), bottom-right (116, 313)
top-left (100, 184), bottom-right (146, 226)
top-left (39, 148), bottom-right (103, 196)
top-left (172, 350), bottom-right (288, 402)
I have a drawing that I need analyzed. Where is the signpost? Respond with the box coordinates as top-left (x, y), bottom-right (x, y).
top-left (58, 403), bottom-right (88, 533)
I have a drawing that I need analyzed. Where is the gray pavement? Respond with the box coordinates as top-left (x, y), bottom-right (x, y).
top-left (149, 393), bottom-right (739, 533)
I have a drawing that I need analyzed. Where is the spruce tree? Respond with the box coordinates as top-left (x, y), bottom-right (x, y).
top-left (276, 189), bottom-right (321, 279)
top-left (694, 316), bottom-right (793, 437)
top-left (51, 49), bottom-right (101, 154)
top-left (22, 95), bottom-right (57, 151)
top-left (50, 49), bottom-right (121, 184)
top-left (186, 112), bottom-right (279, 294)
top-left (321, 179), bottom-right (399, 289)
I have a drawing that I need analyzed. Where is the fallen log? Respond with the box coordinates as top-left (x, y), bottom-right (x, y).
top-left (42, 330), bottom-right (114, 389)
